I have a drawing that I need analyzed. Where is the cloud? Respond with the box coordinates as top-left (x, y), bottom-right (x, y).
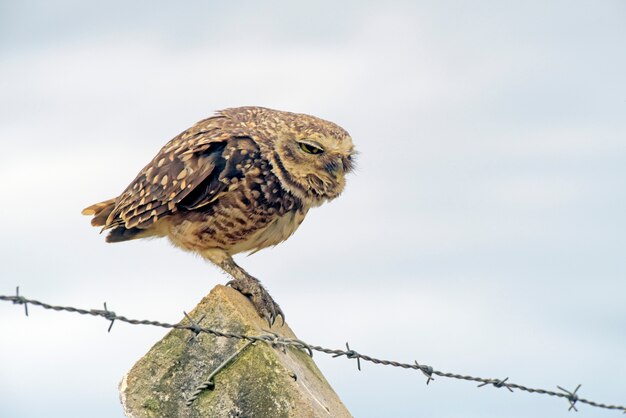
top-left (1, 2), bottom-right (625, 418)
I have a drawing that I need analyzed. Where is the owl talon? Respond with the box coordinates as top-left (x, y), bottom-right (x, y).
top-left (227, 277), bottom-right (284, 327)
top-left (276, 308), bottom-right (285, 327)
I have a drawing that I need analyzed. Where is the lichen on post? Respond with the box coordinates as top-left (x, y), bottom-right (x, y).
top-left (119, 285), bottom-right (352, 418)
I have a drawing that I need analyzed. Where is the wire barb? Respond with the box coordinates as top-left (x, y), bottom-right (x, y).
top-left (478, 377), bottom-right (513, 392)
top-left (260, 331), bottom-right (289, 354)
top-left (415, 361), bottom-right (434, 385)
top-left (2, 289), bottom-right (625, 415)
top-left (183, 312), bottom-right (206, 342)
top-left (104, 303), bottom-right (115, 332)
top-left (333, 342), bottom-right (361, 371)
top-left (90, 302), bottom-right (116, 332)
top-left (12, 286), bottom-right (28, 316)
top-left (558, 384), bottom-right (582, 412)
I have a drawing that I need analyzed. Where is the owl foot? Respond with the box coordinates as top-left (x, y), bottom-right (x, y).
top-left (227, 276), bottom-right (284, 327)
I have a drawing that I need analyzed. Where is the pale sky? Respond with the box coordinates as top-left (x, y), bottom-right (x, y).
top-left (1, 1), bottom-right (625, 417)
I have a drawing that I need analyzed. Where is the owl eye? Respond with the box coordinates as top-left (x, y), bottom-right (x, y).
top-left (298, 141), bottom-right (324, 155)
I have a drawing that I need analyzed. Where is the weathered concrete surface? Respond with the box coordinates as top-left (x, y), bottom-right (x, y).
top-left (119, 285), bottom-right (352, 418)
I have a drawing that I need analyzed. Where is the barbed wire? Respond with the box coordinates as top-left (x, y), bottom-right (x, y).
top-left (2, 287), bottom-right (625, 414)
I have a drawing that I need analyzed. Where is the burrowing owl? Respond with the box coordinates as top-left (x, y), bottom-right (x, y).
top-left (83, 106), bottom-right (355, 325)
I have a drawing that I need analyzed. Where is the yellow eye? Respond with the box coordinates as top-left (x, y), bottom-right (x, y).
top-left (298, 142), bottom-right (324, 155)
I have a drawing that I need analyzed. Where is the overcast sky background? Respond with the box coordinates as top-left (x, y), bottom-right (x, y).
top-left (1, 1), bottom-right (625, 417)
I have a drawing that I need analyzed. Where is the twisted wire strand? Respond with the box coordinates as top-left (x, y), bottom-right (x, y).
top-left (2, 290), bottom-right (625, 413)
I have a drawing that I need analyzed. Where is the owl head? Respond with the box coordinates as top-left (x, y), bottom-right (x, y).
top-left (225, 107), bottom-right (356, 206)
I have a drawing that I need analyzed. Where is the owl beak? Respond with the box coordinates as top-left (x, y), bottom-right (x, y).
top-left (335, 158), bottom-right (344, 173)
top-left (325, 158), bottom-right (344, 175)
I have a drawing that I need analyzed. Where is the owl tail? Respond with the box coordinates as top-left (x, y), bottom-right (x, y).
top-left (82, 198), bottom-right (154, 243)
top-left (82, 198), bottom-right (117, 227)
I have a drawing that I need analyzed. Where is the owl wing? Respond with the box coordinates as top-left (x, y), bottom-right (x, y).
top-left (102, 117), bottom-right (254, 232)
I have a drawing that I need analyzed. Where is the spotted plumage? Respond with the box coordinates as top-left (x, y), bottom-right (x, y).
top-left (83, 106), bottom-right (355, 325)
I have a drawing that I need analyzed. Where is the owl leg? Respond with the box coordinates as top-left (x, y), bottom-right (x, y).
top-left (201, 249), bottom-right (284, 327)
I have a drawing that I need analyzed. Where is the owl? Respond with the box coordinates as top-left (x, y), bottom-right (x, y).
top-left (83, 107), bottom-right (355, 325)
